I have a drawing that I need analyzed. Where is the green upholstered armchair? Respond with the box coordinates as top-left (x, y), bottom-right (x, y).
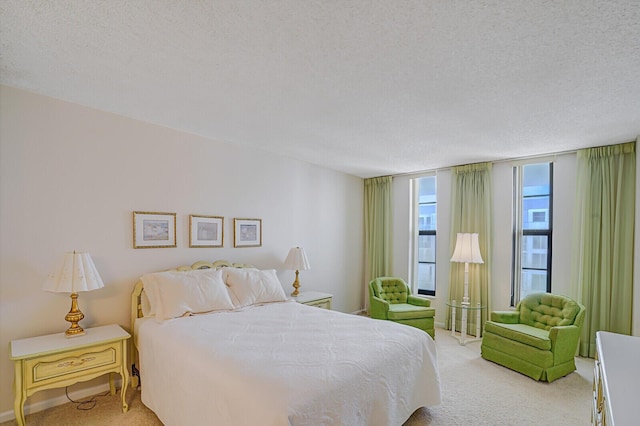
top-left (368, 277), bottom-right (435, 339)
top-left (481, 292), bottom-right (585, 383)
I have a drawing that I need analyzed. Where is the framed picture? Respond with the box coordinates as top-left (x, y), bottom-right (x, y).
top-left (234, 218), bottom-right (262, 247)
top-left (133, 211), bottom-right (177, 249)
top-left (189, 215), bottom-right (224, 248)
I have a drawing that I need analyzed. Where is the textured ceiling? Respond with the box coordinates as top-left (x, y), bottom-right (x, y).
top-left (1, 1), bottom-right (639, 178)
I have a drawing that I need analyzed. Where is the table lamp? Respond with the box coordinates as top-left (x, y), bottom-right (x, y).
top-left (43, 251), bottom-right (105, 337)
top-left (450, 233), bottom-right (483, 305)
top-left (284, 247), bottom-right (310, 297)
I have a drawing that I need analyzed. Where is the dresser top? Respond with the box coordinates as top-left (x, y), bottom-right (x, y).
top-left (596, 331), bottom-right (640, 425)
top-left (10, 324), bottom-right (130, 360)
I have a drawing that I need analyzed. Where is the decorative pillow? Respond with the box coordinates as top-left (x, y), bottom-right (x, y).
top-left (225, 268), bottom-right (287, 308)
top-left (219, 267), bottom-right (257, 306)
top-left (141, 268), bottom-right (235, 321)
top-left (219, 266), bottom-right (257, 281)
top-left (140, 288), bottom-right (152, 317)
top-left (140, 273), bottom-right (161, 317)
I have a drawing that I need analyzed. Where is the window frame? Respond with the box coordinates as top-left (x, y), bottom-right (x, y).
top-left (411, 174), bottom-right (437, 297)
top-left (417, 228), bottom-right (436, 296)
top-left (511, 162), bottom-right (553, 306)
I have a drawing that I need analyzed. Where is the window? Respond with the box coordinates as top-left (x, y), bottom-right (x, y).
top-left (531, 210), bottom-right (547, 223)
top-left (414, 176), bottom-right (437, 296)
top-left (512, 163), bottom-right (553, 305)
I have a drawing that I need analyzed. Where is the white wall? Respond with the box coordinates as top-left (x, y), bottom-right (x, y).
top-left (0, 85), bottom-right (364, 417)
top-left (390, 152), bottom-right (639, 330)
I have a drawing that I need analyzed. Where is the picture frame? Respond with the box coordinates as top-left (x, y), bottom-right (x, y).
top-left (189, 215), bottom-right (224, 248)
top-left (234, 218), bottom-right (262, 247)
top-left (133, 211), bottom-right (177, 249)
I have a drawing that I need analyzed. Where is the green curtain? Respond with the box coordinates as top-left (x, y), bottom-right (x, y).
top-left (447, 163), bottom-right (493, 334)
top-left (572, 141), bottom-right (636, 358)
top-left (364, 176), bottom-right (392, 310)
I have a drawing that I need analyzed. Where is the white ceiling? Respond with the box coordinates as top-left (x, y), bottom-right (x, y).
top-left (1, 1), bottom-right (639, 178)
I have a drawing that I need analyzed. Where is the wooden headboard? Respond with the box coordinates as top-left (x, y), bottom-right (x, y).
top-left (129, 260), bottom-right (254, 388)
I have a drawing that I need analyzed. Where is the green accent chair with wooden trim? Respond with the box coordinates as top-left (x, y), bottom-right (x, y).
top-left (481, 292), bottom-right (585, 382)
top-left (368, 277), bottom-right (435, 339)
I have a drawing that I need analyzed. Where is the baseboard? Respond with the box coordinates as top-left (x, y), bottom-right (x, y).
top-left (435, 321), bottom-right (446, 329)
top-left (350, 308), bottom-right (367, 315)
top-left (0, 379), bottom-right (122, 423)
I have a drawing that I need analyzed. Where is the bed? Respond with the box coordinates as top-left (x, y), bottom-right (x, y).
top-left (130, 260), bottom-right (441, 425)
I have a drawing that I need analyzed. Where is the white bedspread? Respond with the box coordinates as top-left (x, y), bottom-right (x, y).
top-left (136, 301), bottom-right (440, 426)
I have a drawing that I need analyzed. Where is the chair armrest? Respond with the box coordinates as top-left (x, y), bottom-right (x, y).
top-left (490, 311), bottom-right (519, 323)
top-left (549, 325), bottom-right (581, 361)
top-left (407, 295), bottom-right (431, 307)
top-left (369, 296), bottom-right (390, 319)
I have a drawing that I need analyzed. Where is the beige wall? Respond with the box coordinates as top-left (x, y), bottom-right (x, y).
top-left (0, 85), bottom-right (364, 417)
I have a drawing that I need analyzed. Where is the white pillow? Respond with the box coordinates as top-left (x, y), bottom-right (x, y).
top-left (140, 273), bottom-right (161, 317)
top-left (219, 266), bottom-right (257, 282)
top-left (140, 288), bottom-right (152, 317)
top-left (225, 268), bottom-right (287, 308)
top-left (142, 269), bottom-right (235, 321)
top-left (219, 267), bottom-right (257, 306)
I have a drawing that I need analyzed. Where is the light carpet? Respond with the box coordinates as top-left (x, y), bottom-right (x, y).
top-left (3, 327), bottom-right (593, 425)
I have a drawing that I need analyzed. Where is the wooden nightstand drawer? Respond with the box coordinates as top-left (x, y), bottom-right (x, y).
top-left (292, 292), bottom-right (333, 310)
top-left (305, 297), bottom-right (332, 309)
top-left (27, 343), bottom-right (120, 386)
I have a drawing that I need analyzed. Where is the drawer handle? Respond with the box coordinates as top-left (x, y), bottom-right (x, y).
top-left (57, 356), bottom-right (96, 368)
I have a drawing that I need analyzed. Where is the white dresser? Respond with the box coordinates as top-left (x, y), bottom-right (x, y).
top-left (593, 331), bottom-right (640, 425)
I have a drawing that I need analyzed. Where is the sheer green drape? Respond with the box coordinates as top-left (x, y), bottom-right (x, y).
top-left (364, 176), bottom-right (392, 310)
top-left (572, 141), bottom-right (635, 358)
top-left (447, 163), bottom-right (492, 334)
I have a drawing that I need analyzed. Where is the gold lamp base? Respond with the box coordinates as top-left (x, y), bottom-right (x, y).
top-left (291, 270), bottom-right (301, 297)
top-left (64, 292), bottom-right (85, 338)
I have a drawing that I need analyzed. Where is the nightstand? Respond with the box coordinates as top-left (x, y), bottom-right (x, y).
top-left (292, 291), bottom-right (333, 309)
top-left (10, 324), bottom-right (130, 426)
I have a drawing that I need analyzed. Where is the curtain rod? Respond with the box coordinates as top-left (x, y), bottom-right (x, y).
top-left (388, 139), bottom-right (637, 179)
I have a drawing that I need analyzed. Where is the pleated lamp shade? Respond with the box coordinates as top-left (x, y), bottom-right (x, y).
top-left (43, 251), bottom-right (105, 293)
top-left (284, 247), bottom-right (311, 271)
top-left (450, 233), bottom-right (484, 264)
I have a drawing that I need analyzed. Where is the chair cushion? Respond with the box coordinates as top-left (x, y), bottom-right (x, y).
top-left (484, 321), bottom-right (551, 351)
top-left (519, 293), bottom-right (579, 330)
top-left (373, 278), bottom-right (409, 304)
top-left (387, 304), bottom-right (435, 320)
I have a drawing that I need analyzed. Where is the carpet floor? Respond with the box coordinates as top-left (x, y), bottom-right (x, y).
top-left (3, 327), bottom-right (593, 425)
